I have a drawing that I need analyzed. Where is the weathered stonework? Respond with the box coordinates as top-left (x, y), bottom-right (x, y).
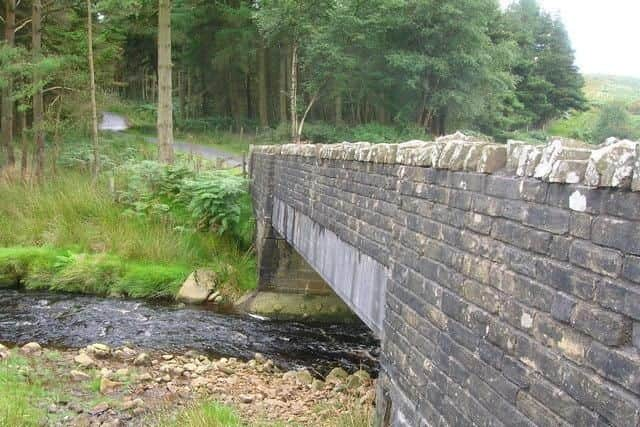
top-left (250, 132), bottom-right (640, 427)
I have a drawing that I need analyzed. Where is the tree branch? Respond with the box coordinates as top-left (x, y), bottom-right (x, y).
top-left (15, 19), bottom-right (31, 33)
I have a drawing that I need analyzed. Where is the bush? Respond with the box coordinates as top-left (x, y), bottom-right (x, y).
top-left (115, 161), bottom-right (254, 249)
top-left (592, 102), bottom-right (635, 143)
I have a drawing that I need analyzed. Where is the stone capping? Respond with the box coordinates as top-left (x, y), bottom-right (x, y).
top-left (250, 131), bottom-right (640, 191)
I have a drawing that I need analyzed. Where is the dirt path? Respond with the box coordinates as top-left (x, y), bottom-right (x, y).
top-left (99, 112), bottom-right (243, 168)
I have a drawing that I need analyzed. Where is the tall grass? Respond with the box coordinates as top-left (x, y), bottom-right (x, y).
top-left (0, 172), bottom-right (256, 298)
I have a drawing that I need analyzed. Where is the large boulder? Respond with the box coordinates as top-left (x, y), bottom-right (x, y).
top-left (585, 140), bottom-right (638, 188)
top-left (176, 269), bottom-right (217, 304)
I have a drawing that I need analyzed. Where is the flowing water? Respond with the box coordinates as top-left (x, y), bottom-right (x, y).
top-left (0, 289), bottom-right (379, 376)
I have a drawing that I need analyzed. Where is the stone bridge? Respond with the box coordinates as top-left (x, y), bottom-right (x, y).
top-left (249, 134), bottom-right (640, 426)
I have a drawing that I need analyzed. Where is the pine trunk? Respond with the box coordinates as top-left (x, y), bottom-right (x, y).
top-left (157, 0), bottom-right (174, 164)
top-left (87, 0), bottom-right (100, 178)
top-left (279, 46), bottom-right (287, 124)
top-left (20, 110), bottom-right (27, 180)
top-left (257, 43), bottom-right (268, 128)
top-left (335, 93), bottom-right (343, 125)
top-left (32, 0), bottom-right (45, 181)
top-left (290, 42), bottom-right (298, 143)
top-left (2, 0), bottom-right (16, 167)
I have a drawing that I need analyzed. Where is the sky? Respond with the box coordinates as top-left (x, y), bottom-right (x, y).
top-left (500, 0), bottom-right (640, 78)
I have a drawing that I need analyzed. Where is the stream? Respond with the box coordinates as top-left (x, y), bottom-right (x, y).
top-left (0, 289), bottom-right (379, 376)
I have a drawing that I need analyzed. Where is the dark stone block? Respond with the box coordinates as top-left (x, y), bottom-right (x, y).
top-left (536, 260), bottom-right (597, 300)
top-left (551, 293), bottom-right (576, 323)
top-left (569, 239), bottom-right (623, 277)
top-left (523, 205), bottom-right (570, 234)
top-left (592, 216), bottom-right (640, 256)
top-left (586, 342), bottom-right (640, 394)
top-left (622, 255), bottom-right (640, 284)
top-left (596, 280), bottom-right (640, 321)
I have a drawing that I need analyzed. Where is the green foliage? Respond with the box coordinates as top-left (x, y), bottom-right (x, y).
top-left (0, 169), bottom-right (256, 299)
top-left (592, 102), bottom-right (637, 143)
top-left (504, 0), bottom-right (588, 128)
top-left (162, 401), bottom-right (243, 427)
top-left (0, 355), bottom-right (48, 427)
top-left (115, 161), bottom-right (254, 249)
top-left (0, 246), bottom-right (189, 298)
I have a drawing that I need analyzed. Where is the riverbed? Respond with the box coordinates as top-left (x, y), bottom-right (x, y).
top-left (0, 289), bottom-right (379, 376)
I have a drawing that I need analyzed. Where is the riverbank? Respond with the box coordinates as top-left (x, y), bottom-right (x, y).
top-left (0, 132), bottom-right (255, 302)
top-left (0, 342), bottom-right (374, 427)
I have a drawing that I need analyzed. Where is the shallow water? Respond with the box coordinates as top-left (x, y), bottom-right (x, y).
top-left (0, 289), bottom-right (379, 376)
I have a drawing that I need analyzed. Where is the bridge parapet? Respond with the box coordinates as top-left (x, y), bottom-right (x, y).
top-left (250, 134), bottom-right (640, 426)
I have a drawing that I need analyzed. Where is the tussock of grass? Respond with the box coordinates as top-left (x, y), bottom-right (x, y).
top-left (164, 401), bottom-right (243, 427)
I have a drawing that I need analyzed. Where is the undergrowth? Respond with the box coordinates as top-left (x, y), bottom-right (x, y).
top-left (0, 138), bottom-right (256, 299)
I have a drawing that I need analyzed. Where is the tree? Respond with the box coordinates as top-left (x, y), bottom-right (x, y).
top-left (592, 102), bottom-right (635, 143)
top-left (505, 0), bottom-right (587, 128)
top-left (32, 0), bottom-right (45, 181)
top-left (1, 0), bottom-right (16, 167)
top-left (87, 0), bottom-right (100, 178)
top-left (157, 0), bottom-right (174, 164)
top-left (255, 0), bottom-right (333, 143)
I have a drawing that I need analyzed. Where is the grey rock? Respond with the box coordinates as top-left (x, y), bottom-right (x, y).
top-left (584, 140), bottom-right (637, 187)
top-left (176, 269), bottom-right (217, 304)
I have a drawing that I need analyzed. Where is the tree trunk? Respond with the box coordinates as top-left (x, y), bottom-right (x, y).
top-left (1, 0), bottom-right (16, 167)
top-left (290, 42), bottom-right (298, 143)
top-left (32, 0), bottom-right (45, 181)
top-left (52, 96), bottom-right (63, 176)
top-left (257, 43), bottom-right (268, 128)
top-left (20, 109), bottom-right (27, 180)
top-left (279, 46), bottom-right (287, 124)
top-left (179, 69), bottom-right (186, 121)
top-left (87, 0), bottom-right (100, 178)
top-left (297, 91), bottom-right (320, 143)
top-left (335, 93), bottom-right (343, 125)
top-left (157, 0), bottom-right (174, 164)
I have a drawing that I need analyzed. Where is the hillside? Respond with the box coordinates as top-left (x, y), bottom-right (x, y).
top-left (547, 74), bottom-right (640, 143)
top-left (584, 74), bottom-right (640, 104)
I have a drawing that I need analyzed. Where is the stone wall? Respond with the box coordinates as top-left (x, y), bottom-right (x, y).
top-left (250, 134), bottom-right (640, 426)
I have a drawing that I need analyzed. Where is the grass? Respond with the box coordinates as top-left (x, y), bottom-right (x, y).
top-left (546, 74), bottom-right (640, 143)
top-left (0, 355), bottom-right (46, 426)
top-left (0, 168), bottom-right (256, 299)
top-left (157, 400), bottom-right (373, 427)
top-left (161, 401), bottom-right (244, 427)
top-left (0, 353), bottom-right (74, 427)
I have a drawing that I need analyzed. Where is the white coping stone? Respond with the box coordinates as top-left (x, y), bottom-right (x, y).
top-left (584, 140), bottom-right (637, 188)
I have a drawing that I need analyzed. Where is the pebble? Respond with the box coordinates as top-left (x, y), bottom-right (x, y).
top-left (86, 343), bottom-right (111, 359)
top-left (326, 367), bottom-right (348, 384)
top-left (100, 376), bottom-right (122, 394)
top-left (89, 402), bottom-right (110, 416)
top-left (70, 370), bottom-right (91, 381)
top-left (74, 352), bottom-right (96, 368)
top-left (240, 394), bottom-right (254, 404)
top-left (133, 353), bottom-right (151, 366)
top-left (20, 342), bottom-right (42, 355)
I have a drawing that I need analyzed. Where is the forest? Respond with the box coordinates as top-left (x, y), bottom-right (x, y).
top-left (0, 0), bottom-right (639, 426)
top-left (0, 0), bottom-right (597, 171)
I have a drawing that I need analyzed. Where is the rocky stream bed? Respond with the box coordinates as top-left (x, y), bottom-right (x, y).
top-left (0, 289), bottom-right (379, 426)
